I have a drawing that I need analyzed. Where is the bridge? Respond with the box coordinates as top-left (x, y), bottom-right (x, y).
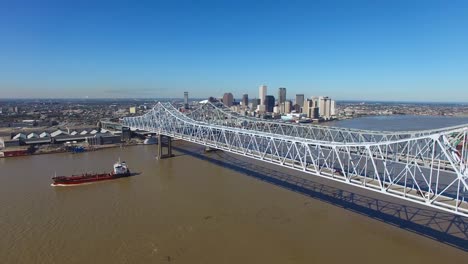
top-left (121, 102), bottom-right (468, 217)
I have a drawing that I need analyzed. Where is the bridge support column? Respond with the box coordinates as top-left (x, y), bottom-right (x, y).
top-left (157, 134), bottom-right (174, 159)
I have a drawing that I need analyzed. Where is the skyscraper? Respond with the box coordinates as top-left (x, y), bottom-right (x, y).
top-left (184, 92), bottom-right (189, 109)
top-left (265, 95), bottom-right (275, 113)
top-left (295, 94), bottom-right (304, 111)
top-left (223, 92), bottom-right (234, 107)
top-left (278, 87), bottom-right (286, 105)
top-left (259, 85), bottom-right (267, 106)
top-left (249, 98), bottom-right (259, 111)
top-left (303, 98), bottom-right (319, 119)
top-left (330, 100), bottom-right (336, 117)
top-left (242, 94), bottom-right (249, 107)
top-left (284, 100), bottom-right (292, 114)
top-left (293, 104), bottom-right (301, 113)
top-left (318, 96), bottom-right (332, 120)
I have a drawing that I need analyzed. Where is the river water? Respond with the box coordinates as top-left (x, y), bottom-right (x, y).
top-left (1, 115), bottom-right (467, 263)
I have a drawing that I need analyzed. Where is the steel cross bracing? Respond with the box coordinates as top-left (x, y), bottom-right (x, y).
top-left (122, 102), bottom-right (468, 216)
top-left (187, 101), bottom-right (468, 144)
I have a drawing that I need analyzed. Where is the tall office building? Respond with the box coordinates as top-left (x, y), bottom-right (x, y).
top-left (259, 85), bottom-right (267, 106)
top-left (223, 92), bottom-right (234, 107)
top-left (303, 99), bottom-right (312, 118)
top-left (293, 104), bottom-right (301, 113)
top-left (242, 94), bottom-right (249, 106)
top-left (184, 92), bottom-right (189, 109)
top-left (330, 100), bottom-right (336, 117)
top-left (278, 87), bottom-right (286, 105)
top-left (284, 100), bottom-right (292, 114)
top-left (311, 96), bottom-right (319, 107)
top-left (249, 98), bottom-right (259, 110)
top-left (265, 95), bottom-right (275, 113)
top-left (295, 94), bottom-right (304, 111)
top-left (303, 98), bottom-right (319, 119)
top-left (318, 96), bottom-right (332, 120)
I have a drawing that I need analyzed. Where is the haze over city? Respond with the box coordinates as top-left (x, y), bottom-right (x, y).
top-left (1, 0), bottom-right (467, 101)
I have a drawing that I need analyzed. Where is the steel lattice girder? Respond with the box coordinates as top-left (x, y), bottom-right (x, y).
top-left (122, 102), bottom-right (468, 217)
top-left (187, 102), bottom-right (467, 144)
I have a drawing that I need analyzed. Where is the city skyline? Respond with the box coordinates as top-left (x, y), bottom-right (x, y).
top-left (1, 1), bottom-right (468, 102)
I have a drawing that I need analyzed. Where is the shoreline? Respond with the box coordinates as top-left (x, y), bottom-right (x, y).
top-left (0, 142), bottom-right (141, 159)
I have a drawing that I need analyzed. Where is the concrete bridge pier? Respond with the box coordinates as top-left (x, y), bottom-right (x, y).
top-left (157, 134), bottom-right (174, 159)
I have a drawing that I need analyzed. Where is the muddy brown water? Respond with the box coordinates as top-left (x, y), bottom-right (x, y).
top-left (0, 141), bottom-right (467, 263)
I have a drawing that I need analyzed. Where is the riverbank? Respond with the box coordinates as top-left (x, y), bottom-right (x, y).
top-left (0, 142), bottom-right (140, 158)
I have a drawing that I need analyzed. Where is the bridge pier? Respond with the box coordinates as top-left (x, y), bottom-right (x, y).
top-left (157, 134), bottom-right (174, 159)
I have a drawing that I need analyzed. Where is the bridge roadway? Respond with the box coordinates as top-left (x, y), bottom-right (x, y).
top-left (121, 102), bottom-right (468, 217)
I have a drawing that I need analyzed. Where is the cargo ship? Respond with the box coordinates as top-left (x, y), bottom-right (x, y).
top-left (51, 160), bottom-right (131, 186)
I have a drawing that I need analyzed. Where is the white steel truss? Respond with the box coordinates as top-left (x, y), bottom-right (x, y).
top-left (188, 101), bottom-right (467, 144)
top-left (122, 102), bottom-right (468, 217)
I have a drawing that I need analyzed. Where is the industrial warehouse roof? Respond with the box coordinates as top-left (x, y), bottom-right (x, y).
top-left (27, 133), bottom-right (39, 139)
top-left (50, 130), bottom-right (67, 137)
top-left (13, 133), bottom-right (26, 140)
top-left (13, 128), bottom-right (112, 140)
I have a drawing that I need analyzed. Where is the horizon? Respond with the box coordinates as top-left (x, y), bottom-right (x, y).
top-left (0, 96), bottom-right (467, 105)
top-left (1, 1), bottom-right (468, 101)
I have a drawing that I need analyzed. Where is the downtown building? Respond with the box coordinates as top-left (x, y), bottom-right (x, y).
top-left (303, 96), bottom-right (336, 120)
top-left (223, 93), bottom-right (234, 107)
top-left (242, 94), bottom-right (249, 107)
top-left (278, 87), bottom-right (287, 114)
top-left (184, 92), bottom-right (189, 109)
top-left (258, 85), bottom-right (267, 112)
top-left (295, 94), bottom-right (304, 113)
top-left (264, 95), bottom-right (275, 113)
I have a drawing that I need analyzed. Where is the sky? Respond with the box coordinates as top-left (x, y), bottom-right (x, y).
top-left (0, 0), bottom-right (467, 101)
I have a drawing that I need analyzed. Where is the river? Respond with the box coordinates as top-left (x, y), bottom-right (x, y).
top-left (0, 115), bottom-right (467, 263)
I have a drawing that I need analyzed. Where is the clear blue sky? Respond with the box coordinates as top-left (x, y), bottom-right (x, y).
top-left (0, 0), bottom-right (467, 101)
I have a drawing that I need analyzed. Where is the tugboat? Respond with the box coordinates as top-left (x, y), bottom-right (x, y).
top-left (51, 160), bottom-right (131, 186)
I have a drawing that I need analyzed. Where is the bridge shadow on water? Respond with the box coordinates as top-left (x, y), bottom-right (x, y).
top-left (173, 146), bottom-right (468, 251)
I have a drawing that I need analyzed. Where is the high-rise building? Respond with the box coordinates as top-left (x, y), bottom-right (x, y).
top-left (242, 94), bottom-right (249, 107)
top-left (284, 100), bottom-right (292, 114)
top-left (279, 99), bottom-right (292, 114)
top-left (318, 96), bottom-right (332, 120)
top-left (249, 98), bottom-right (259, 110)
top-left (184, 92), bottom-right (189, 109)
top-left (295, 94), bottom-right (304, 112)
top-left (223, 93), bottom-right (234, 107)
top-left (311, 96), bottom-right (319, 108)
top-left (303, 99), bottom-right (312, 118)
top-left (293, 104), bottom-right (301, 113)
top-left (278, 87), bottom-right (286, 105)
top-left (265, 95), bottom-right (275, 113)
top-left (279, 103), bottom-right (285, 114)
top-left (259, 85), bottom-right (267, 106)
top-left (330, 100), bottom-right (336, 117)
top-left (303, 99), bottom-right (319, 119)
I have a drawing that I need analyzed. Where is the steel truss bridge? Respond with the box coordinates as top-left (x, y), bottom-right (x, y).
top-left (122, 102), bottom-right (468, 217)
